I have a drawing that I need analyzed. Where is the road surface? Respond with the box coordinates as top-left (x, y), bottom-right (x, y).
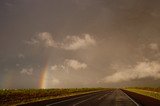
top-left (22, 89), bottom-right (139, 106)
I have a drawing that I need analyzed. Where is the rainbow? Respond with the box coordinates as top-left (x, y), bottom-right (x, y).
top-left (1, 60), bottom-right (51, 89)
top-left (40, 63), bottom-right (50, 89)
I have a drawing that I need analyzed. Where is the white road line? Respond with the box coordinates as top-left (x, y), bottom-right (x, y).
top-left (121, 90), bottom-right (140, 106)
top-left (72, 94), bottom-right (100, 106)
top-left (46, 92), bottom-right (101, 106)
top-left (98, 93), bottom-right (108, 100)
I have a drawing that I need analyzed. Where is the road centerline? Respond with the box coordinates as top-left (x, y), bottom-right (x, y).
top-left (98, 93), bottom-right (109, 100)
top-left (72, 94), bottom-right (101, 106)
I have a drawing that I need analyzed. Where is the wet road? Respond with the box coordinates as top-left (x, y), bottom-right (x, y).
top-left (45, 89), bottom-right (139, 106)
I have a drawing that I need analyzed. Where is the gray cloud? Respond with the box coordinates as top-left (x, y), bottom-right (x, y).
top-left (50, 59), bottom-right (87, 72)
top-left (102, 42), bottom-right (160, 83)
top-left (65, 59), bottom-right (87, 70)
top-left (44, 59), bottom-right (87, 88)
top-left (50, 65), bottom-right (65, 72)
top-left (62, 34), bottom-right (96, 50)
top-left (103, 60), bottom-right (160, 83)
top-left (18, 53), bottom-right (25, 59)
top-left (26, 32), bottom-right (96, 50)
top-left (20, 68), bottom-right (33, 76)
top-left (26, 32), bottom-right (57, 47)
top-left (149, 43), bottom-right (159, 51)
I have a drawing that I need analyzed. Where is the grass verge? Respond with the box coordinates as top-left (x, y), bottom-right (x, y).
top-left (0, 88), bottom-right (109, 106)
top-left (124, 88), bottom-right (160, 100)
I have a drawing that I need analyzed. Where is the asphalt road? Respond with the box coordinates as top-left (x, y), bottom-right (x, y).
top-left (44, 89), bottom-right (139, 106)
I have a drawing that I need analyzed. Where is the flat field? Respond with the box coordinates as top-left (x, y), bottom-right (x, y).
top-left (124, 87), bottom-right (160, 100)
top-left (0, 88), bottom-right (107, 106)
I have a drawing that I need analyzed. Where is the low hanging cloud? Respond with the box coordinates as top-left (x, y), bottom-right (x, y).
top-left (51, 77), bottom-right (60, 85)
top-left (103, 61), bottom-right (160, 83)
top-left (149, 43), bottom-right (159, 51)
top-left (65, 59), bottom-right (87, 70)
top-left (62, 34), bottom-right (96, 50)
top-left (26, 32), bottom-right (57, 47)
top-left (50, 59), bottom-right (87, 72)
top-left (150, 10), bottom-right (160, 18)
top-left (26, 32), bottom-right (96, 50)
top-left (37, 32), bottom-right (57, 47)
top-left (18, 53), bottom-right (25, 59)
top-left (50, 65), bottom-right (65, 71)
top-left (44, 74), bottom-right (60, 88)
top-left (20, 68), bottom-right (33, 76)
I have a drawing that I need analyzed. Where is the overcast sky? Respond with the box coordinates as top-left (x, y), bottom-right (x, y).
top-left (0, 0), bottom-right (160, 88)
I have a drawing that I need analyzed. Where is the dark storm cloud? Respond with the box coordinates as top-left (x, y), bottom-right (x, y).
top-left (0, 0), bottom-right (160, 88)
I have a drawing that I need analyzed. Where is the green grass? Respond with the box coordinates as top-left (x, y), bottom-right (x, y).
top-left (124, 87), bottom-right (160, 100)
top-left (0, 88), bottom-right (109, 106)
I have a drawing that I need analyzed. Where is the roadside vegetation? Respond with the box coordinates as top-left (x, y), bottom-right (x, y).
top-left (0, 88), bottom-right (109, 106)
top-left (124, 87), bottom-right (160, 100)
